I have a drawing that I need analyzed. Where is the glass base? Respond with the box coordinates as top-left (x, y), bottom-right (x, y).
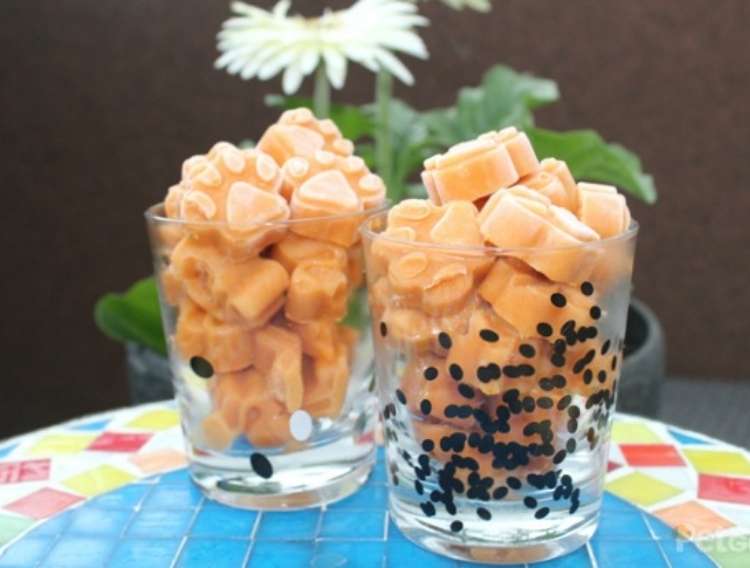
top-left (390, 499), bottom-right (599, 565)
top-left (190, 447), bottom-right (375, 510)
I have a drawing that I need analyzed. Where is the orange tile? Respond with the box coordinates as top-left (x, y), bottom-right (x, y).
top-left (654, 500), bottom-right (734, 538)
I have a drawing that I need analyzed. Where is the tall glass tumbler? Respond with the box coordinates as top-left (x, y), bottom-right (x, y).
top-left (146, 204), bottom-right (379, 509)
top-left (362, 212), bottom-right (637, 563)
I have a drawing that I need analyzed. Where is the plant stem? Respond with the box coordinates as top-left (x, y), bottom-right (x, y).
top-left (313, 63), bottom-right (330, 118)
top-left (375, 68), bottom-right (393, 194)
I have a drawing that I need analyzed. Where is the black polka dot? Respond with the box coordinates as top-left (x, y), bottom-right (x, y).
top-left (523, 496), bottom-right (538, 508)
top-left (422, 439), bottom-right (435, 452)
top-left (601, 340), bottom-right (611, 355)
top-left (537, 397), bottom-right (554, 409)
top-left (379, 321), bottom-right (388, 337)
top-left (420, 399), bottom-right (432, 415)
top-left (423, 367), bottom-right (438, 381)
top-left (507, 476), bottom-right (522, 490)
top-left (396, 389), bottom-right (406, 404)
top-left (519, 344), bottom-right (536, 358)
top-left (611, 356), bottom-right (618, 371)
top-left (537, 323), bottom-right (553, 337)
top-left (551, 293), bottom-right (567, 308)
top-left (449, 364), bottom-right (464, 381)
top-left (566, 438), bottom-right (577, 453)
top-left (590, 306), bottom-right (602, 320)
top-left (479, 329), bottom-right (499, 342)
top-left (583, 369), bottom-right (594, 384)
top-left (438, 332), bottom-right (452, 350)
top-left (581, 281), bottom-right (594, 296)
top-left (598, 370), bottom-right (608, 383)
top-left (420, 502), bottom-right (436, 517)
top-left (535, 507), bottom-right (550, 519)
top-left (250, 453), bottom-right (273, 479)
top-left (493, 486), bottom-right (509, 500)
top-left (477, 507), bottom-right (491, 520)
top-left (458, 384), bottom-right (475, 399)
top-left (551, 353), bottom-right (566, 368)
top-left (190, 356), bottom-right (214, 379)
top-left (450, 520), bottom-right (463, 532)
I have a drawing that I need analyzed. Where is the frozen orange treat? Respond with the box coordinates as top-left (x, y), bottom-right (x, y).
top-left (421, 263), bottom-right (474, 316)
top-left (290, 320), bottom-right (338, 361)
top-left (270, 233), bottom-right (348, 274)
top-left (422, 137), bottom-right (519, 204)
top-left (168, 235), bottom-right (227, 312)
top-left (285, 261), bottom-right (349, 323)
top-left (577, 182), bottom-right (632, 238)
top-left (480, 127), bottom-right (540, 178)
top-left (521, 158), bottom-right (579, 212)
top-left (302, 344), bottom-right (350, 418)
top-left (387, 199), bottom-right (444, 241)
top-left (381, 307), bottom-right (435, 352)
top-left (244, 398), bottom-right (293, 447)
top-left (212, 257), bottom-right (289, 327)
top-left (478, 258), bottom-right (591, 338)
top-left (253, 325), bottom-right (303, 413)
top-left (175, 299), bottom-right (255, 374)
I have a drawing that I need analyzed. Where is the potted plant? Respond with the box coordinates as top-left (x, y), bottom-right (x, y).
top-left (96, 0), bottom-right (664, 416)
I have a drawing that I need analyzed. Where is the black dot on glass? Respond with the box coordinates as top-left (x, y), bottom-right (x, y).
top-left (598, 370), bottom-right (608, 383)
top-left (450, 521), bottom-right (463, 532)
top-left (612, 356), bottom-right (618, 371)
top-left (581, 281), bottom-right (594, 296)
top-left (507, 476), bottom-right (522, 490)
top-left (524, 496), bottom-right (538, 508)
top-left (379, 321), bottom-right (388, 337)
top-left (449, 364), bottom-right (464, 381)
top-left (190, 356), bottom-right (214, 379)
top-left (424, 367), bottom-right (439, 381)
top-left (477, 507), bottom-right (491, 520)
top-left (551, 353), bottom-right (566, 368)
top-left (438, 332), bottom-right (452, 350)
top-left (583, 369), bottom-right (593, 384)
top-left (519, 344), bottom-right (536, 358)
top-left (422, 439), bottom-right (435, 452)
top-left (250, 452), bottom-right (273, 479)
top-left (590, 306), bottom-right (602, 320)
top-left (566, 438), bottom-right (577, 453)
top-left (537, 323), bottom-right (553, 337)
top-left (420, 399), bottom-right (432, 415)
top-left (535, 507), bottom-right (550, 519)
top-left (396, 389), bottom-right (406, 404)
top-left (421, 502), bottom-right (436, 517)
top-left (479, 329), bottom-right (499, 343)
top-left (458, 384), bottom-right (475, 399)
top-left (601, 340), bottom-right (611, 355)
top-left (493, 486), bottom-right (509, 500)
top-left (551, 293), bottom-right (567, 308)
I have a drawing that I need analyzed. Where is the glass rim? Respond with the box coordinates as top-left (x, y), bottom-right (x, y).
top-left (359, 209), bottom-right (639, 255)
top-left (144, 200), bottom-right (390, 229)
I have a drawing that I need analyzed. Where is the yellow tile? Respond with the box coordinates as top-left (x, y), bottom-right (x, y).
top-left (606, 471), bottom-right (682, 507)
top-left (125, 409), bottom-right (179, 431)
top-left (63, 465), bottom-right (135, 497)
top-left (683, 449), bottom-right (750, 476)
top-left (611, 421), bottom-right (662, 444)
top-left (129, 449), bottom-right (186, 474)
top-left (26, 434), bottom-right (96, 456)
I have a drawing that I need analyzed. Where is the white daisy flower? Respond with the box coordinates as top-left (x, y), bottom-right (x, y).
top-left (216, 0), bottom-right (428, 95)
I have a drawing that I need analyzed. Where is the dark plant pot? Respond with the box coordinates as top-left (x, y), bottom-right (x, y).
top-left (125, 299), bottom-right (666, 415)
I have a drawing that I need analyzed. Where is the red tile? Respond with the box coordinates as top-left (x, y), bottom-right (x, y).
top-left (0, 459), bottom-right (50, 484)
top-left (4, 488), bottom-right (83, 519)
top-left (608, 461), bottom-right (622, 472)
top-left (619, 444), bottom-right (685, 467)
top-left (699, 474), bottom-right (750, 506)
top-left (88, 432), bottom-right (151, 453)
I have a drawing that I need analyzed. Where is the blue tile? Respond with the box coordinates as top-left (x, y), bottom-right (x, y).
top-left (537, 544), bottom-right (592, 567)
top-left (70, 418), bottom-right (111, 431)
top-left (595, 511), bottom-right (652, 540)
top-left (320, 511), bottom-right (386, 540)
top-left (330, 484), bottom-right (388, 510)
top-left (387, 519), bottom-right (407, 541)
top-left (228, 436), bottom-right (254, 454)
top-left (41, 537), bottom-right (114, 568)
top-left (0, 444), bottom-right (17, 459)
top-left (142, 483), bottom-right (203, 510)
top-left (66, 507), bottom-right (132, 536)
top-left (645, 515), bottom-right (678, 540)
top-left (88, 483), bottom-right (151, 510)
top-left (658, 539), bottom-right (712, 568)
top-left (109, 539), bottom-right (182, 568)
top-left (158, 469), bottom-right (191, 485)
top-left (371, 461), bottom-right (388, 483)
top-left (250, 542), bottom-right (315, 567)
top-left (602, 492), bottom-right (638, 514)
top-left (386, 539), bottom-right (457, 567)
top-left (255, 511), bottom-right (320, 541)
top-left (590, 538), bottom-right (668, 568)
top-left (0, 536), bottom-right (54, 567)
top-left (126, 509), bottom-right (195, 538)
top-left (26, 511), bottom-right (72, 537)
top-left (191, 503), bottom-right (257, 538)
top-left (668, 429), bottom-right (709, 446)
top-left (315, 541), bottom-right (385, 567)
top-left (178, 538), bottom-right (249, 568)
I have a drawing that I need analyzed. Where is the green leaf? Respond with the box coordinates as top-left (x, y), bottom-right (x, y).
top-left (94, 277), bottom-right (167, 355)
top-left (527, 127), bottom-right (657, 203)
top-left (265, 95), bottom-right (374, 141)
top-left (423, 64), bottom-right (559, 147)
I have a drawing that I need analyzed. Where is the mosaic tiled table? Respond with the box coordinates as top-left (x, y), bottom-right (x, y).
top-left (0, 402), bottom-right (748, 567)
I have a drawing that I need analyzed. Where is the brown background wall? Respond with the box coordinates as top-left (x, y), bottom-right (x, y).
top-left (1, 0), bottom-right (748, 438)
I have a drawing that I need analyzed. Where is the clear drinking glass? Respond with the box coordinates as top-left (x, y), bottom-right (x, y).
top-left (145, 204), bottom-right (379, 509)
top-left (361, 212), bottom-right (638, 563)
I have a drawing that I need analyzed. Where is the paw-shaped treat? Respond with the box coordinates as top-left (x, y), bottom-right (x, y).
top-left (270, 232), bottom-right (348, 275)
top-left (521, 158), bottom-right (579, 212)
top-left (577, 182), bottom-right (631, 238)
top-left (285, 261), bottom-right (349, 323)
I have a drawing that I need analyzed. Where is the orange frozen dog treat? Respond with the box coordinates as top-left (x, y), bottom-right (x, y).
top-left (253, 325), bottom-right (304, 413)
top-left (290, 320), bottom-right (339, 361)
top-left (212, 257), bottom-right (289, 327)
top-left (387, 199), bottom-right (444, 241)
top-left (244, 399), bottom-right (293, 447)
top-left (270, 233), bottom-right (348, 274)
top-left (478, 258), bottom-right (591, 338)
top-left (285, 261), bottom-right (349, 323)
top-left (302, 344), bottom-right (350, 418)
top-left (168, 235), bottom-right (227, 312)
top-left (381, 307), bottom-right (435, 352)
top-left (422, 137), bottom-right (519, 204)
top-left (480, 127), bottom-right (540, 178)
top-left (175, 300), bottom-right (255, 374)
top-left (257, 107), bottom-right (354, 167)
top-left (577, 182), bottom-right (632, 238)
top-left (521, 158), bottom-right (579, 212)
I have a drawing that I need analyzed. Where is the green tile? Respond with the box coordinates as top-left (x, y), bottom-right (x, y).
top-left (0, 514), bottom-right (34, 546)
